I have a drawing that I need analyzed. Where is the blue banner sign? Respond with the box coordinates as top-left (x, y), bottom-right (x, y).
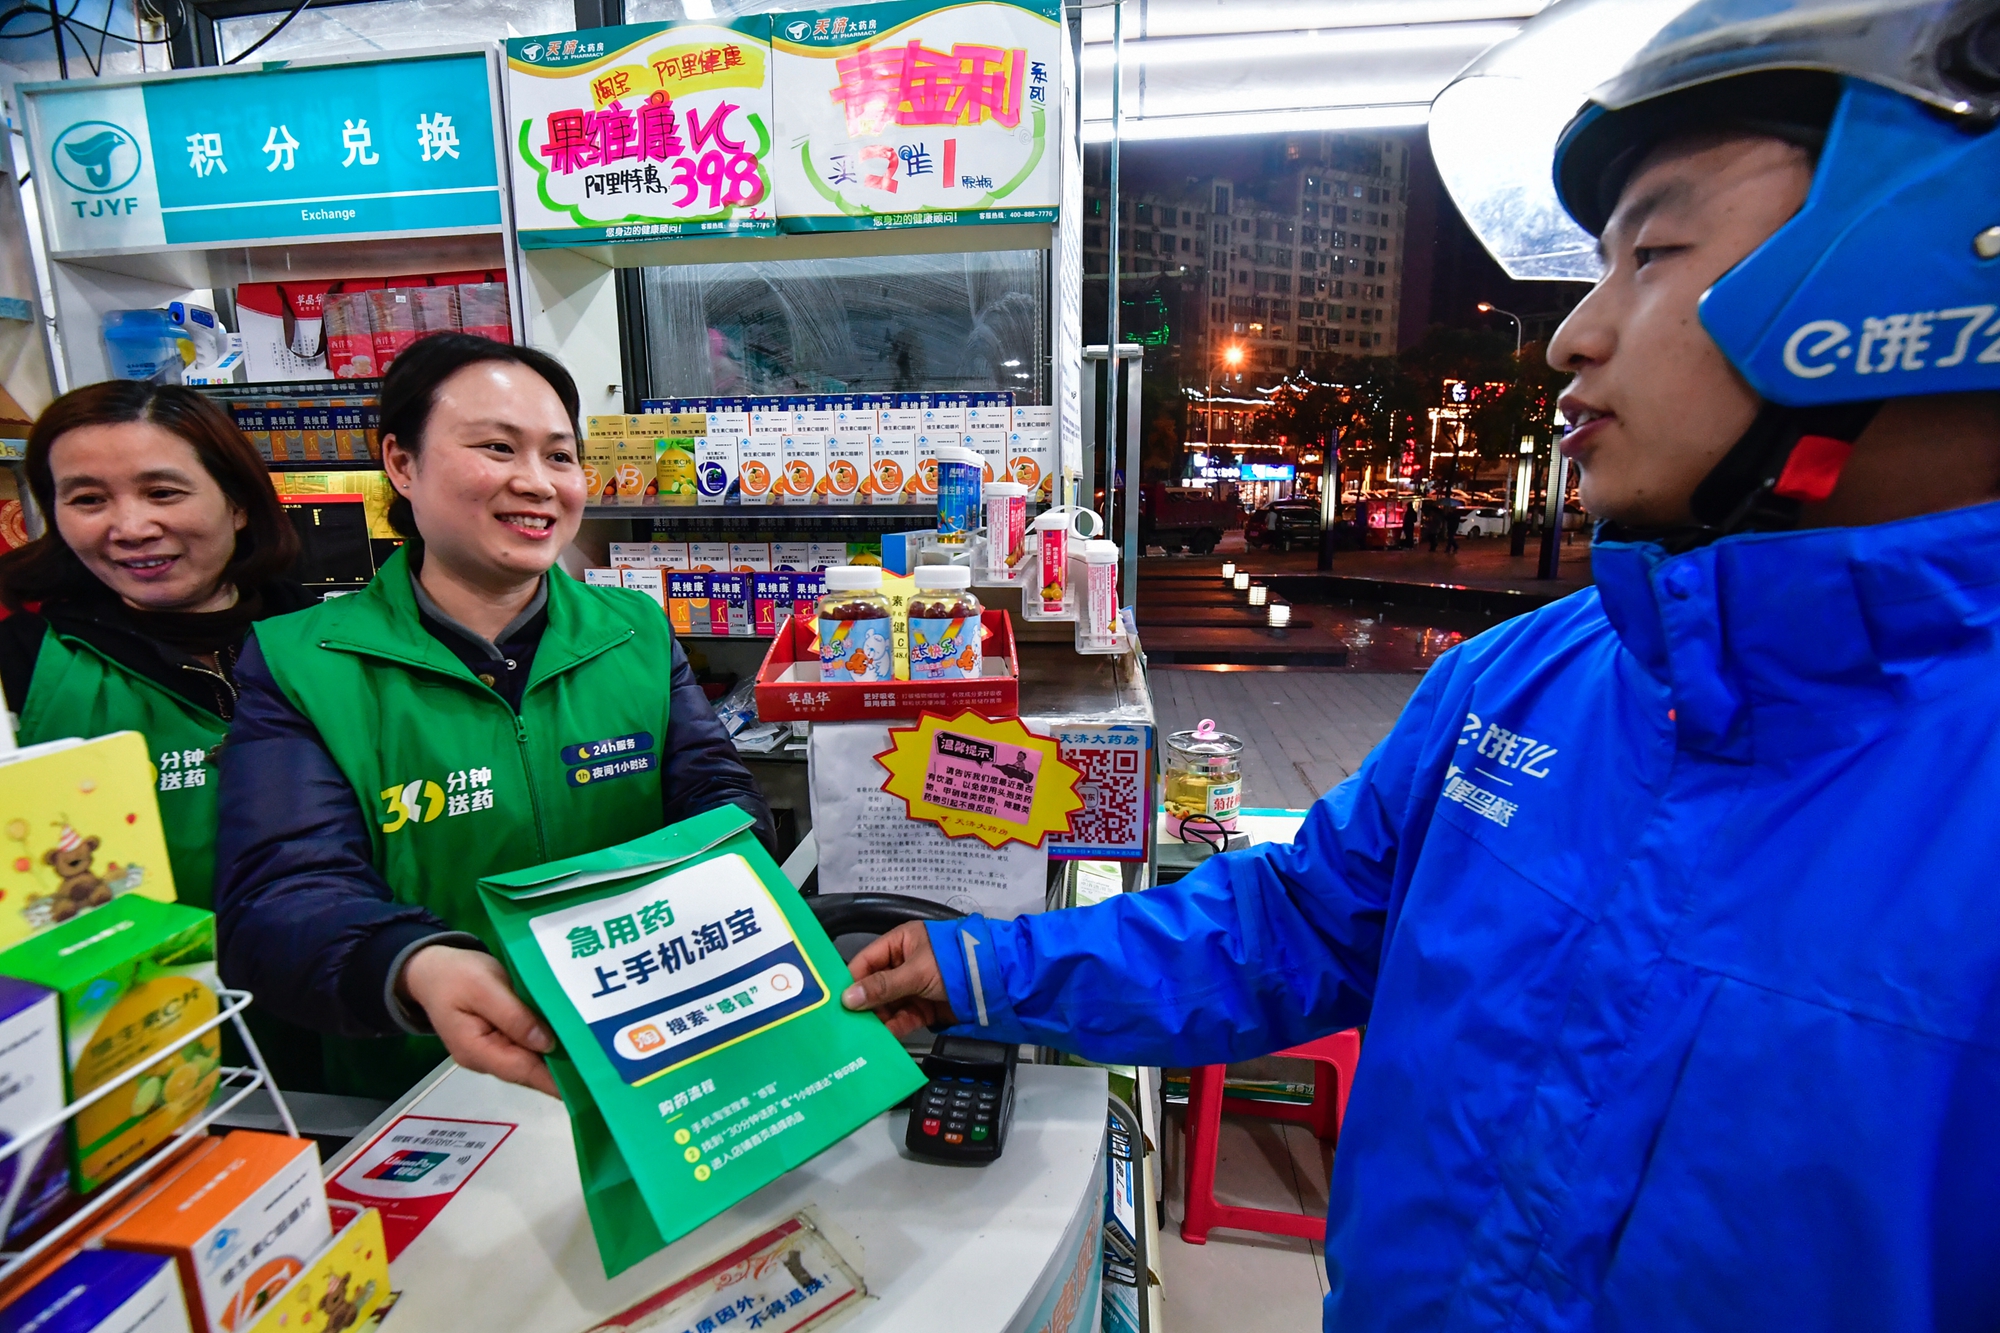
top-left (25, 50), bottom-right (502, 254)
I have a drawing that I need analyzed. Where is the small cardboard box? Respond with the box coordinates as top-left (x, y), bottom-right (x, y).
top-left (583, 569), bottom-right (622, 589)
top-left (606, 542), bottom-right (654, 569)
top-left (808, 542), bottom-right (849, 572)
top-left (769, 542), bottom-right (812, 572)
top-left (828, 398), bottom-right (874, 503)
top-left (649, 541), bottom-right (690, 571)
top-left (239, 1209), bottom-right (390, 1333)
top-left (966, 395), bottom-right (1012, 483)
top-left (0, 898), bottom-right (221, 1194)
top-left (741, 403), bottom-right (788, 505)
top-left (688, 542), bottom-right (730, 573)
top-left (621, 568), bottom-right (666, 612)
top-left (0, 976), bottom-right (73, 1245)
top-left (104, 1131), bottom-right (331, 1333)
top-left (727, 542), bottom-right (770, 573)
top-left (709, 573), bottom-right (749, 637)
top-left (781, 399), bottom-right (833, 504)
top-left (668, 572), bottom-right (707, 636)
top-left (582, 438), bottom-right (618, 507)
top-left (751, 572), bottom-right (791, 637)
top-left (1, 1248), bottom-right (193, 1333)
top-left (611, 437), bottom-right (656, 506)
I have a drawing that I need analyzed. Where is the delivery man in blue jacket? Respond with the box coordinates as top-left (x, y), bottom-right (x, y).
top-left (843, 2), bottom-right (2000, 1329)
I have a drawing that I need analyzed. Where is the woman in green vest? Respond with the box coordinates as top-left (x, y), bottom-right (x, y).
top-left (215, 333), bottom-right (773, 1101)
top-left (0, 381), bottom-right (308, 910)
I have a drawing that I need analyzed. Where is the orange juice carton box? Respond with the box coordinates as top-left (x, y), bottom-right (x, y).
top-left (740, 400), bottom-right (789, 505)
top-left (611, 436), bottom-right (656, 507)
top-left (104, 1131), bottom-right (330, 1333)
top-left (829, 396), bottom-right (875, 503)
top-left (1010, 404), bottom-right (1055, 502)
top-left (966, 394), bottom-right (1013, 483)
top-left (874, 396), bottom-right (920, 505)
top-left (780, 397), bottom-right (832, 504)
top-left (0, 898), bottom-right (221, 1194)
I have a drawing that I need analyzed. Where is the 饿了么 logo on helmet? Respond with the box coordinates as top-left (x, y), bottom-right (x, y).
top-left (51, 120), bottom-right (140, 195)
top-left (1782, 306), bottom-right (2000, 379)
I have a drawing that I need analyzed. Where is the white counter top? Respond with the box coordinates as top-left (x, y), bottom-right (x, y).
top-left (338, 1062), bottom-right (1109, 1333)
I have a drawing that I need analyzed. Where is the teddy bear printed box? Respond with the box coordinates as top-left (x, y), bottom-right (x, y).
top-left (0, 733), bottom-right (177, 951)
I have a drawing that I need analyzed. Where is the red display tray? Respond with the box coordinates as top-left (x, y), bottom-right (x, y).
top-left (755, 608), bottom-right (1020, 721)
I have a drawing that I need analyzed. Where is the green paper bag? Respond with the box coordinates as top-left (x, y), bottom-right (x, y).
top-left (478, 805), bottom-right (925, 1278)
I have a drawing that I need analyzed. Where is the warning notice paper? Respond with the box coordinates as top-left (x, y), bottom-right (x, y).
top-left (478, 805), bottom-right (924, 1277)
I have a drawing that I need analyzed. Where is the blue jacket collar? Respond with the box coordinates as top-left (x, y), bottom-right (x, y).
top-left (1591, 499), bottom-right (2000, 759)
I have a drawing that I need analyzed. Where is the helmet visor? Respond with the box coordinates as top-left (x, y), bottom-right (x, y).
top-left (1429, 0), bottom-right (1995, 281)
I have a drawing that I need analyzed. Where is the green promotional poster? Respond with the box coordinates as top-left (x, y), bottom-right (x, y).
top-left (478, 805), bottom-right (924, 1277)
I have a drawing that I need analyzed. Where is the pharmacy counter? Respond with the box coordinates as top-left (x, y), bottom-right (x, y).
top-left (327, 1061), bottom-right (1109, 1333)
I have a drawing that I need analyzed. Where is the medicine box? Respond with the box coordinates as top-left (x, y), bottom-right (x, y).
top-left (649, 541), bottom-right (691, 570)
top-left (621, 568), bottom-right (666, 611)
top-left (701, 400), bottom-right (747, 507)
top-left (741, 401), bottom-right (790, 505)
top-left (874, 398), bottom-right (920, 504)
top-left (769, 542), bottom-right (812, 572)
top-left (728, 542), bottom-right (771, 572)
top-left (611, 437), bottom-right (655, 506)
top-left (1011, 404), bottom-right (1055, 501)
top-left (709, 573), bottom-right (750, 636)
top-left (0, 898), bottom-right (221, 1193)
top-left (688, 542), bottom-right (730, 572)
top-left (104, 1131), bottom-right (331, 1333)
top-left (809, 542), bottom-right (849, 571)
top-left (582, 438), bottom-right (618, 507)
top-left (966, 394), bottom-right (1012, 483)
top-left (752, 572), bottom-right (791, 637)
top-left (0, 1248), bottom-right (193, 1333)
top-left (583, 569), bottom-right (622, 589)
top-left (782, 398), bottom-right (833, 504)
top-left (0, 976), bottom-right (70, 1245)
top-left (828, 397), bottom-right (874, 502)
top-left (606, 543), bottom-right (654, 569)
top-left (668, 572), bottom-right (707, 636)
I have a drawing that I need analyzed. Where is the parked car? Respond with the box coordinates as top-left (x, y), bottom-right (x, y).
top-left (1461, 505), bottom-right (1512, 537)
top-left (1245, 498), bottom-right (1324, 551)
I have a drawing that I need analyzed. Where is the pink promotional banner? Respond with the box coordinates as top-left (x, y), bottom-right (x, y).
top-left (770, 0), bottom-right (1061, 232)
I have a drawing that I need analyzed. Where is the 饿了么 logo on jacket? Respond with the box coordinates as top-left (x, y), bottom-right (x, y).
top-left (1444, 713), bottom-right (1558, 829)
top-left (1782, 306), bottom-right (2000, 380)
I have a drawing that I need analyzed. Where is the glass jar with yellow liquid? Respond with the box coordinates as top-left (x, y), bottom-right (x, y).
top-left (1163, 719), bottom-right (1244, 840)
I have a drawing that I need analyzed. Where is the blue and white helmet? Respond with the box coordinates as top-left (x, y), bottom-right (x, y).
top-left (1431, 0), bottom-right (2000, 534)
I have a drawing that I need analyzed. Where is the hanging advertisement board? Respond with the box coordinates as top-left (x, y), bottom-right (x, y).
top-left (22, 51), bottom-right (502, 256)
top-left (769, 0), bottom-right (1060, 232)
top-left (506, 21), bottom-right (777, 247)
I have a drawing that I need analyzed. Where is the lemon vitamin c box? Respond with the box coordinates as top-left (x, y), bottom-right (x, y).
top-left (0, 898), bottom-right (222, 1194)
top-left (105, 1130), bottom-right (331, 1333)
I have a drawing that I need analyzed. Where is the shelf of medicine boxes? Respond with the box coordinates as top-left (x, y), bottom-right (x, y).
top-left (0, 988), bottom-right (299, 1278)
top-left (196, 381), bottom-right (385, 472)
top-left (589, 505), bottom-right (937, 530)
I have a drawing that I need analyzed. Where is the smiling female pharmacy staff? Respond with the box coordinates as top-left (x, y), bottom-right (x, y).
top-left (214, 334), bottom-right (773, 1101)
top-left (0, 382), bottom-right (307, 911)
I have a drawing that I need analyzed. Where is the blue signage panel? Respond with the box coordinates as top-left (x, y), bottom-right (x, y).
top-left (27, 51), bottom-right (501, 254)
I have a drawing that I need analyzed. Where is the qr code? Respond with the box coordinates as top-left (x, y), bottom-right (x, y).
top-left (1049, 727), bottom-right (1150, 860)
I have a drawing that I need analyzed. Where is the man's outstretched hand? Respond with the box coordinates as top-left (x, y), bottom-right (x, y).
top-left (842, 922), bottom-right (960, 1037)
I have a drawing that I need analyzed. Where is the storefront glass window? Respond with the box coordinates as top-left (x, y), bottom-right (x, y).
top-left (638, 249), bottom-right (1049, 403)
top-left (216, 0), bottom-right (572, 62)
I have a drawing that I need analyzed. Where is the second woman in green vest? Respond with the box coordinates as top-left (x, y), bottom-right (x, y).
top-left (0, 382), bottom-right (307, 911)
top-left (215, 334), bottom-right (773, 1100)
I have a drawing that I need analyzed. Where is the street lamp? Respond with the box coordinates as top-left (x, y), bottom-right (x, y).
top-left (1478, 302), bottom-right (1523, 355)
top-left (1208, 344), bottom-right (1245, 448)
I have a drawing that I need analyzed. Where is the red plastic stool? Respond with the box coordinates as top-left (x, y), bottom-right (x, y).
top-left (1180, 1029), bottom-right (1361, 1244)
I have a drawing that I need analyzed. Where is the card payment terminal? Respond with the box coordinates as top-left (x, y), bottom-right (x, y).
top-left (905, 1036), bottom-right (1017, 1164)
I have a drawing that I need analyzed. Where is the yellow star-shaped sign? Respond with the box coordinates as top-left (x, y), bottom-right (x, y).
top-left (875, 710), bottom-right (1084, 849)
